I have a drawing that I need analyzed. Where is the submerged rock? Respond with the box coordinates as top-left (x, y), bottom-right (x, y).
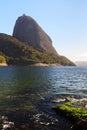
top-left (2, 121), bottom-right (14, 130)
top-left (0, 116), bottom-right (14, 130)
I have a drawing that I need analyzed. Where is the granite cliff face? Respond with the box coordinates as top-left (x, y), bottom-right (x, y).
top-left (13, 14), bottom-right (58, 55)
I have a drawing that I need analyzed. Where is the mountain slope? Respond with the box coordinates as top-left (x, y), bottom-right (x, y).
top-left (0, 33), bottom-right (75, 66)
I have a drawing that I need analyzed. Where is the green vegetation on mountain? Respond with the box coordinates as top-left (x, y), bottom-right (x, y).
top-left (0, 55), bottom-right (6, 63)
top-left (0, 33), bottom-right (75, 66)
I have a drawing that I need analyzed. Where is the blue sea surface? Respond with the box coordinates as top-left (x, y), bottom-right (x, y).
top-left (0, 66), bottom-right (87, 129)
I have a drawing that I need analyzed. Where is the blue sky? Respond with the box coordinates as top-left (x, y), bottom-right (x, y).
top-left (0, 0), bottom-right (87, 62)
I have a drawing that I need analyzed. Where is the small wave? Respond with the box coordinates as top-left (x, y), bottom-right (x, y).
top-left (50, 93), bottom-right (87, 104)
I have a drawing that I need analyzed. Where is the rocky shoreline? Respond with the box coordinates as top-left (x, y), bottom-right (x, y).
top-left (0, 110), bottom-right (73, 130)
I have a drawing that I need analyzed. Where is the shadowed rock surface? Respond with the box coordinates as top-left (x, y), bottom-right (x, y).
top-left (13, 14), bottom-right (58, 55)
top-left (72, 119), bottom-right (87, 130)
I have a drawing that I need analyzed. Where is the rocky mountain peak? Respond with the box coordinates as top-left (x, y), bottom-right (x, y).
top-left (13, 14), bottom-right (58, 55)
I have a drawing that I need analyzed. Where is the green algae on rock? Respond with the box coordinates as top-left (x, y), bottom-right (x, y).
top-left (52, 101), bottom-right (87, 130)
top-left (52, 101), bottom-right (87, 120)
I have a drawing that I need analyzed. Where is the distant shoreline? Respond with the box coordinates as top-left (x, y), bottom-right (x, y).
top-left (30, 63), bottom-right (61, 66)
top-left (0, 62), bottom-right (62, 66)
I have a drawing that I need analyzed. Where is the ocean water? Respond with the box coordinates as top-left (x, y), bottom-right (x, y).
top-left (0, 66), bottom-right (87, 129)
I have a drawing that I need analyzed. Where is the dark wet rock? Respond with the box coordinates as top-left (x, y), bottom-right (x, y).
top-left (72, 119), bottom-right (87, 130)
top-left (0, 109), bottom-right (73, 130)
top-left (14, 124), bottom-right (30, 130)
